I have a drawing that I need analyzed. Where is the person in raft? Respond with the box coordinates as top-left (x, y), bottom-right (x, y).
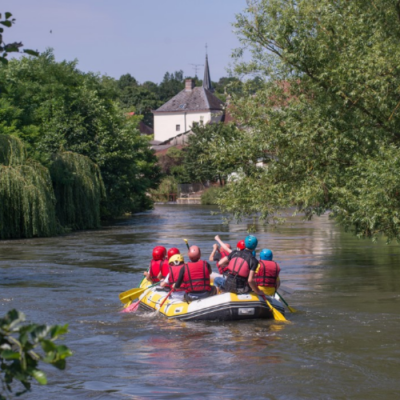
top-left (209, 242), bottom-right (232, 274)
top-left (144, 246), bottom-right (168, 283)
top-left (160, 253), bottom-right (186, 297)
top-left (255, 249), bottom-right (281, 296)
top-left (214, 235), bottom-right (263, 295)
top-left (174, 245), bottom-right (216, 301)
top-left (157, 247), bottom-right (180, 280)
top-left (213, 236), bottom-right (245, 288)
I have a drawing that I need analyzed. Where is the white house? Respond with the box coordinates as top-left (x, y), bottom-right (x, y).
top-left (152, 55), bottom-right (224, 143)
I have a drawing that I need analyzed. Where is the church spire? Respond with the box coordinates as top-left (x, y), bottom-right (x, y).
top-left (203, 48), bottom-right (213, 92)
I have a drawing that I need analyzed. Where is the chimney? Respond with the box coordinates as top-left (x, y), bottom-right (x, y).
top-left (185, 78), bottom-right (195, 91)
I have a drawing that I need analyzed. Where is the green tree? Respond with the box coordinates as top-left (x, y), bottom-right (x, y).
top-left (158, 70), bottom-right (184, 102)
top-left (214, 0), bottom-right (400, 241)
top-left (118, 73), bottom-right (138, 90)
top-left (184, 123), bottom-right (241, 185)
top-left (0, 51), bottom-right (161, 218)
top-left (0, 309), bottom-right (72, 399)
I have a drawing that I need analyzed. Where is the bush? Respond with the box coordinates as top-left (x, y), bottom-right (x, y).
top-left (149, 176), bottom-right (178, 202)
top-left (201, 186), bottom-right (224, 205)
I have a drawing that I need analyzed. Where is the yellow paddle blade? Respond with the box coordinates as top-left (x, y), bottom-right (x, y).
top-left (119, 287), bottom-right (146, 304)
top-left (183, 238), bottom-right (188, 244)
top-left (288, 305), bottom-right (298, 313)
top-left (264, 297), bottom-right (287, 322)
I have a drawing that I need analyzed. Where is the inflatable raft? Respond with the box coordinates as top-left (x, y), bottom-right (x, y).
top-left (137, 274), bottom-right (285, 321)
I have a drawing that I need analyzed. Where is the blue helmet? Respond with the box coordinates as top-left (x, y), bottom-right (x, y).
top-left (260, 249), bottom-right (273, 261)
top-left (245, 235), bottom-right (258, 250)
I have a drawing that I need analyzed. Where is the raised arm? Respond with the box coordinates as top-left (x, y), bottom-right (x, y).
top-left (214, 235), bottom-right (232, 254)
top-left (209, 243), bottom-right (219, 261)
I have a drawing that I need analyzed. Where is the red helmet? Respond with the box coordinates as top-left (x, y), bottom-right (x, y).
top-left (167, 247), bottom-right (180, 260)
top-left (188, 245), bottom-right (201, 262)
top-left (152, 246), bottom-right (166, 261)
top-left (237, 240), bottom-right (245, 251)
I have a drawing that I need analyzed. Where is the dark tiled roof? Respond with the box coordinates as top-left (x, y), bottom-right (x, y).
top-left (154, 87), bottom-right (223, 113)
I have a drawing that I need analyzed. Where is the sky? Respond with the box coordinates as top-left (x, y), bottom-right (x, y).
top-left (3, 0), bottom-right (248, 84)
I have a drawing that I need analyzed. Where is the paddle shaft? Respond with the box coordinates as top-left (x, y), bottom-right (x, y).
top-left (160, 289), bottom-right (174, 308)
top-left (276, 291), bottom-right (297, 313)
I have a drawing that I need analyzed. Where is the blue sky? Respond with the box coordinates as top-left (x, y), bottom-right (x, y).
top-left (3, 0), bottom-right (248, 84)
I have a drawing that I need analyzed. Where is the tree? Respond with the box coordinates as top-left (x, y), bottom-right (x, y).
top-left (119, 86), bottom-right (161, 127)
top-left (118, 73), bottom-right (138, 90)
top-left (158, 70), bottom-right (184, 102)
top-left (0, 309), bottom-right (72, 399)
top-left (0, 51), bottom-right (162, 219)
top-left (214, 0), bottom-right (400, 241)
top-left (184, 123), bottom-right (242, 185)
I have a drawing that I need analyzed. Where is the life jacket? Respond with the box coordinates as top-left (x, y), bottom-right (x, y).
top-left (181, 261), bottom-right (212, 292)
top-left (160, 260), bottom-right (169, 278)
top-left (255, 261), bottom-right (280, 287)
top-left (167, 264), bottom-right (185, 291)
top-left (226, 255), bottom-right (250, 279)
top-left (217, 250), bottom-right (230, 274)
top-left (149, 259), bottom-right (163, 282)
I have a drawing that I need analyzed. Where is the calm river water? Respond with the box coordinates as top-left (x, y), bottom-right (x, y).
top-left (1, 205), bottom-right (400, 400)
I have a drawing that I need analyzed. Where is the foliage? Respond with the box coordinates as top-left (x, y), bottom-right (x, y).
top-left (205, 0), bottom-right (400, 242)
top-left (158, 70), bottom-right (185, 102)
top-left (149, 175), bottom-right (178, 202)
top-left (201, 186), bottom-right (224, 205)
top-left (0, 12), bottom-right (38, 68)
top-left (184, 123), bottom-right (242, 185)
top-left (0, 309), bottom-right (72, 399)
top-left (157, 147), bottom-right (190, 183)
top-left (0, 51), bottom-right (162, 219)
top-left (50, 152), bottom-right (105, 230)
top-left (0, 135), bottom-right (57, 239)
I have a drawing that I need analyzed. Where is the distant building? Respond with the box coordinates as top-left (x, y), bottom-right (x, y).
top-left (152, 55), bottom-right (224, 142)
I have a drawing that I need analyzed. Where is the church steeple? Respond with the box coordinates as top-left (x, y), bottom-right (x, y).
top-left (203, 52), bottom-right (213, 92)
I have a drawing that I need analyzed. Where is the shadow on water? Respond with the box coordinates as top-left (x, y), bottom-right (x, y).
top-left (1, 205), bottom-right (400, 399)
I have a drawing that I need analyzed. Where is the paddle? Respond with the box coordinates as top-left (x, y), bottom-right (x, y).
top-left (276, 291), bottom-right (297, 313)
top-left (119, 282), bottom-right (159, 304)
top-left (154, 288), bottom-right (174, 316)
top-left (260, 294), bottom-right (287, 321)
top-left (121, 300), bottom-right (141, 313)
top-left (183, 238), bottom-right (190, 250)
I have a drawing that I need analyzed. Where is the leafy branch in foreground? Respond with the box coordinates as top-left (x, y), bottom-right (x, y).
top-left (0, 12), bottom-right (38, 66)
top-left (0, 309), bottom-right (72, 399)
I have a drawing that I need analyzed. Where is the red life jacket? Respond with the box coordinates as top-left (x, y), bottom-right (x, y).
top-left (226, 255), bottom-right (250, 279)
top-left (167, 264), bottom-right (185, 291)
top-left (149, 259), bottom-right (163, 282)
top-left (217, 250), bottom-right (230, 274)
top-left (160, 260), bottom-right (169, 278)
top-left (255, 261), bottom-right (280, 287)
top-left (181, 261), bottom-right (212, 292)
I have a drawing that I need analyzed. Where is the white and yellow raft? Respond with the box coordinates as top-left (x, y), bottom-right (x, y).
top-left (137, 274), bottom-right (285, 321)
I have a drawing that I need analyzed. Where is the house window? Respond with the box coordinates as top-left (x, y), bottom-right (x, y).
top-left (176, 124), bottom-right (180, 131)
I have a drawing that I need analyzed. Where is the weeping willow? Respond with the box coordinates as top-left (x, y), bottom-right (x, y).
top-left (50, 152), bottom-right (105, 231)
top-left (0, 135), bottom-right (57, 239)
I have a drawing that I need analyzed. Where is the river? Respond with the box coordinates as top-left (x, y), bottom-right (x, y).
top-left (1, 205), bottom-right (400, 399)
